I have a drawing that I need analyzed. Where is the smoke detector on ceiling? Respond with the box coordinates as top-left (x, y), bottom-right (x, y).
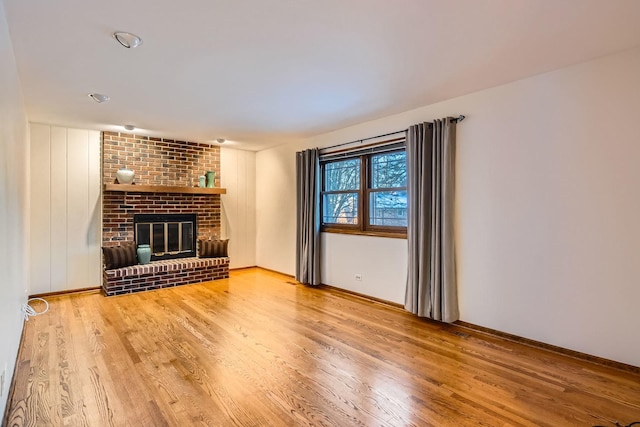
top-left (113, 32), bottom-right (143, 49)
top-left (124, 125), bottom-right (135, 131)
top-left (216, 138), bottom-right (225, 144)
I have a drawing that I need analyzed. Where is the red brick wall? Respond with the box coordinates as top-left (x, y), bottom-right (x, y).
top-left (102, 193), bottom-right (221, 246)
top-left (102, 132), bottom-right (220, 186)
top-left (102, 132), bottom-right (221, 246)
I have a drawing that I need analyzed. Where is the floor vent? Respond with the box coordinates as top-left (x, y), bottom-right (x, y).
top-left (453, 331), bottom-right (470, 338)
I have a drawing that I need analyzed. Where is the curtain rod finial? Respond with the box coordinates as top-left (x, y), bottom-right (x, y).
top-left (456, 115), bottom-right (466, 122)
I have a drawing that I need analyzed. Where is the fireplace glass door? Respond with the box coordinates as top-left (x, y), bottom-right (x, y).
top-left (134, 214), bottom-right (197, 261)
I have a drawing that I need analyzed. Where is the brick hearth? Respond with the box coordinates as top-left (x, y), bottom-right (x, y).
top-left (103, 257), bottom-right (230, 296)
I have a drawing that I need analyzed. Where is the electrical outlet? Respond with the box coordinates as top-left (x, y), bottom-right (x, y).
top-left (355, 274), bottom-right (362, 281)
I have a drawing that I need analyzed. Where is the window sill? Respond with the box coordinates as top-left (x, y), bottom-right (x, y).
top-left (321, 228), bottom-right (407, 239)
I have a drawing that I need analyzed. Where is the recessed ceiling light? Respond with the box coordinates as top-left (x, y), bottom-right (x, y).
top-left (113, 32), bottom-right (143, 49)
top-left (216, 138), bottom-right (226, 144)
top-left (124, 124), bottom-right (135, 131)
top-left (88, 93), bottom-right (110, 103)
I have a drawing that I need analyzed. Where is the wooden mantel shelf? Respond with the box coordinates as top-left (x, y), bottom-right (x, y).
top-left (104, 184), bottom-right (227, 195)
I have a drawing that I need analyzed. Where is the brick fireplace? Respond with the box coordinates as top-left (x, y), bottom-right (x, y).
top-left (101, 132), bottom-right (228, 295)
top-left (102, 132), bottom-right (222, 246)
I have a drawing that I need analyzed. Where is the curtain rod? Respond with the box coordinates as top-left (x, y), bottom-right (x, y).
top-left (319, 115), bottom-right (465, 152)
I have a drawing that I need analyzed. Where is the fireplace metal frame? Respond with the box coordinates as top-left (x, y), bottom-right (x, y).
top-left (133, 213), bottom-right (197, 261)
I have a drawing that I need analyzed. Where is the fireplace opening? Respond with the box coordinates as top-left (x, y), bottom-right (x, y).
top-left (134, 214), bottom-right (197, 261)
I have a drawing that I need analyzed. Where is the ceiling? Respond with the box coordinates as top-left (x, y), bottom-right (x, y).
top-left (4, 0), bottom-right (640, 151)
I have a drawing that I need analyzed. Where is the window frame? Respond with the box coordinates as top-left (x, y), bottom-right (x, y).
top-left (319, 157), bottom-right (362, 230)
top-left (320, 144), bottom-right (407, 239)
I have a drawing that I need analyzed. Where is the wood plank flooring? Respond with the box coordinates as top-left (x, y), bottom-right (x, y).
top-left (5, 268), bottom-right (640, 426)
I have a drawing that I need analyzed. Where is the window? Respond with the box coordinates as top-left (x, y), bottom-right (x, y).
top-left (321, 146), bottom-right (407, 237)
top-left (369, 151), bottom-right (407, 227)
top-left (322, 158), bottom-right (360, 224)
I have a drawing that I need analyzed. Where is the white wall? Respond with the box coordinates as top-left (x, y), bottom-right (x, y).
top-left (322, 234), bottom-right (407, 303)
top-left (256, 144), bottom-right (298, 275)
top-left (220, 147), bottom-right (256, 268)
top-left (256, 46), bottom-right (640, 366)
top-left (0, 0), bottom-right (29, 415)
top-left (29, 124), bottom-right (101, 293)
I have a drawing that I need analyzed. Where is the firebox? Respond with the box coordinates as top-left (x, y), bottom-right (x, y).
top-left (133, 214), bottom-right (197, 261)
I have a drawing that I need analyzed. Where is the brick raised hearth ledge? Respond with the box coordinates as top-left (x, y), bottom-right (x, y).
top-left (103, 257), bottom-right (229, 296)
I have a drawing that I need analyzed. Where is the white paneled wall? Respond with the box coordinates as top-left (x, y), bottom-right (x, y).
top-left (220, 148), bottom-right (256, 269)
top-left (29, 124), bottom-right (101, 294)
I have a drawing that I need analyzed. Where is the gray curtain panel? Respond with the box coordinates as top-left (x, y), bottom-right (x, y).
top-left (295, 148), bottom-right (321, 285)
top-left (404, 119), bottom-right (459, 322)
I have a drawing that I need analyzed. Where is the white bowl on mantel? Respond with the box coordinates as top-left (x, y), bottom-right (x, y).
top-left (116, 168), bottom-right (135, 184)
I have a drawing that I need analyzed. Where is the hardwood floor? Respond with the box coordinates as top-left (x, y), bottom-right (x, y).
top-left (5, 268), bottom-right (640, 426)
